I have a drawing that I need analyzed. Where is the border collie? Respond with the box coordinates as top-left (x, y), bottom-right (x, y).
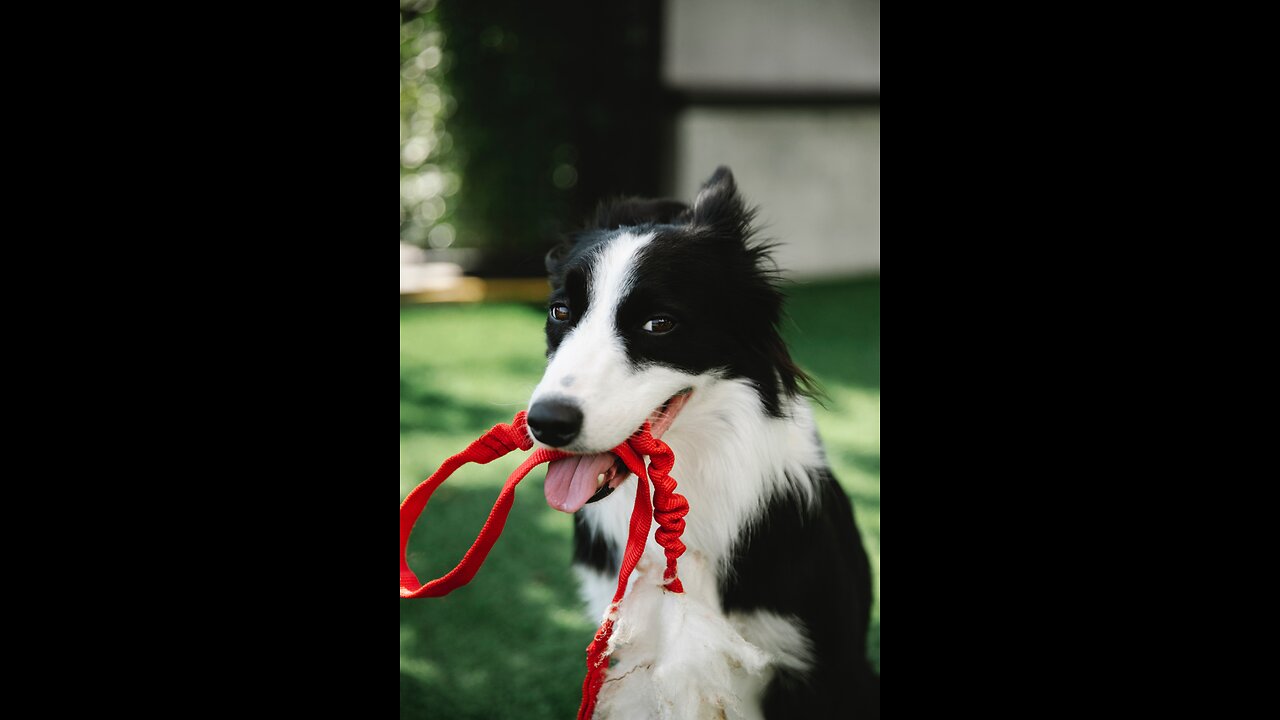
top-left (527, 167), bottom-right (878, 719)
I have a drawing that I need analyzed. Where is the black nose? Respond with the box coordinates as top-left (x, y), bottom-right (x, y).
top-left (527, 399), bottom-right (583, 447)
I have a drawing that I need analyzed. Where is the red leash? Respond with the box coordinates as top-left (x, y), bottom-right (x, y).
top-left (399, 411), bottom-right (689, 719)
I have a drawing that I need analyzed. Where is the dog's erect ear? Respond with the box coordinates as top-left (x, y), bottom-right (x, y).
top-left (691, 166), bottom-right (741, 226)
top-left (690, 166), bottom-right (752, 238)
top-left (591, 197), bottom-right (689, 231)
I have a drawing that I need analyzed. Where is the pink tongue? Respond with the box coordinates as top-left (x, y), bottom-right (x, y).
top-left (544, 453), bottom-right (618, 514)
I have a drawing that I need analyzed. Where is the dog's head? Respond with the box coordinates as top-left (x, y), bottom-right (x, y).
top-left (527, 166), bottom-right (811, 464)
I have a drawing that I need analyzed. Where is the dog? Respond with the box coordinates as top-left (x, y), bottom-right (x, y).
top-left (527, 167), bottom-right (879, 719)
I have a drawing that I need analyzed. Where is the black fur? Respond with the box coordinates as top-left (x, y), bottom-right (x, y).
top-left (545, 166), bottom-right (815, 416)
top-left (573, 513), bottom-right (618, 576)
top-left (592, 197), bottom-right (689, 231)
top-left (721, 469), bottom-right (879, 719)
top-left (559, 167), bottom-right (877, 718)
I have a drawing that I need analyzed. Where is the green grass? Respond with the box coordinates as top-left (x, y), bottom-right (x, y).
top-left (400, 278), bottom-right (880, 719)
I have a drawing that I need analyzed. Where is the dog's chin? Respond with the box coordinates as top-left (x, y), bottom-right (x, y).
top-left (543, 389), bottom-right (693, 513)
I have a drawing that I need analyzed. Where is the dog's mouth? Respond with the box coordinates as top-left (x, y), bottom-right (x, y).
top-left (543, 389), bottom-right (693, 514)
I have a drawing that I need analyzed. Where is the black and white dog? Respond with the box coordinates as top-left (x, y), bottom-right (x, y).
top-left (527, 167), bottom-right (878, 719)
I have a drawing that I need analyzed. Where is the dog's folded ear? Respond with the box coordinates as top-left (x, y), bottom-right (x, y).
top-left (690, 166), bottom-right (752, 239)
top-left (545, 240), bottom-right (571, 275)
top-left (545, 229), bottom-right (592, 282)
top-left (591, 197), bottom-right (689, 231)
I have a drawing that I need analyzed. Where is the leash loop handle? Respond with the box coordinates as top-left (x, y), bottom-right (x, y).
top-left (398, 412), bottom-right (689, 719)
top-left (399, 412), bottom-right (570, 598)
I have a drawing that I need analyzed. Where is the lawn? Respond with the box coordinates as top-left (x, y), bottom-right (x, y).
top-left (400, 277), bottom-right (880, 719)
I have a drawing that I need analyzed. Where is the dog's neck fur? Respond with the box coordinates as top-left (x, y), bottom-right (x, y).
top-left (581, 377), bottom-right (823, 576)
top-left (578, 378), bottom-right (822, 719)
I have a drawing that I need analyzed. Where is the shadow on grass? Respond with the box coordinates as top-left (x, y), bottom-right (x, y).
top-left (499, 353), bottom-right (549, 377)
top-left (400, 472), bottom-right (881, 720)
top-left (400, 480), bottom-right (594, 720)
top-left (842, 449), bottom-right (880, 478)
top-left (783, 278), bottom-right (881, 392)
top-left (399, 375), bottom-right (511, 436)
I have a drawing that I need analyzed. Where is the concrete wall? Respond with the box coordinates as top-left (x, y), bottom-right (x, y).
top-left (672, 107), bottom-right (880, 278)
top-left (664, 0), bottom-right (881, 279)
top-left (665, 0), bottom-right (880, 92)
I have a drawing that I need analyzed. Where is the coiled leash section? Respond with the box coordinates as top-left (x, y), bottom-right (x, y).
top-left (398, 410), bottom-right (689, 719)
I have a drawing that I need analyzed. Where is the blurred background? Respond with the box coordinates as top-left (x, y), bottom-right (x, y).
top-left (400, 1), bottom-right (879, 717)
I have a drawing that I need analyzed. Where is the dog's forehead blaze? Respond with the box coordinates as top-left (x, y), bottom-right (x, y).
top-left (582, 231), bottom-right (653, 316)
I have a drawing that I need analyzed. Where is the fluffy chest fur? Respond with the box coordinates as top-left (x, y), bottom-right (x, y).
top-left (575, 385), bottom-right (824, 720)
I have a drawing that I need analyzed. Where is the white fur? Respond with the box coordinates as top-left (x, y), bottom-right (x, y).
top-left (595, 555), bottom-right (771, 720)
top-left (581, 386), bottom-right (822, 718)
top-left (532, 231), bottom-right (824, 718)
top-left (728, 611), bottom-right (814, 674)
top-left (573, 565), bottom-right (619, 618)
top-left (530, 231), bottom-right (698, 454)
top-left (581, 379), bottom-right (822, 567)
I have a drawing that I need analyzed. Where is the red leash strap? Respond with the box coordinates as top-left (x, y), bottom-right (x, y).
top-left (399, 411), bottom-right (688, 719)
top-left (400, 412), bottom-right (569, 598)
top-left (576, 432), bottom-right (687, 720)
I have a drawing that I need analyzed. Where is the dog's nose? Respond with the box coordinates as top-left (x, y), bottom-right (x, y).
top-left (527, 399), bottom-right (583, 448)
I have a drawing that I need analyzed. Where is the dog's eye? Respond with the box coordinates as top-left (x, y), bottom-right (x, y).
top-left (550, 304), bottom-right (571, 322)
top-left (642, 317), bottom-right (676, 334)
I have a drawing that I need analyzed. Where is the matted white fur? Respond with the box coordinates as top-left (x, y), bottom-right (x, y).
top-left (532, 231), bottom-right (825, 718)
top-left (595, 555), bottom-right (771, 720)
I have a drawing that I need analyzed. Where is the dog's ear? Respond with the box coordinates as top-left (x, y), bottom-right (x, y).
top-left (545, 230), bottom-right (592, 287)
top-left (545, 240), bottom-right (570, 275)
top-left (591, 197), bottom-right (689, 230)
top-left (690, 166), bottom-right (753, 239)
